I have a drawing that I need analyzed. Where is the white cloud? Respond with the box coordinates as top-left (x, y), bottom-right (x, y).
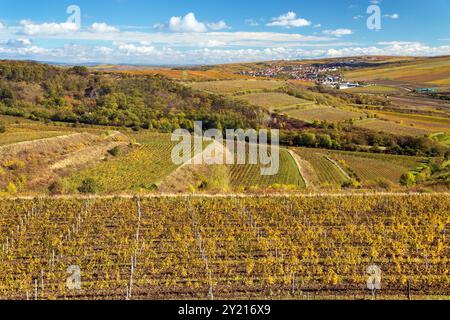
top-left (115, 42), bottom-right (156, 55)
top-left (2, 40), bottom-right (450, 65)
top-left (0, 22), bottom-right (6, 30)
top-left (323, 29), bottom-right (353, 37)
top-left (6, 38), bottom-right (32, 47)
top-left (313, 24), bottom-right (322, 28)
top-left (20, 20), bottom-right (79, 35)
top-left (156, 12), bottom-right (229, 33)
top-left (384, 13), bottom-right (400, 19)
top-left (169, 13), bottom-right (207, 32)
top-left (267, 12), bottom-right (311, 28)
top-left (153, 12), bottom-right (231, 33)
top-left (90, 23), bottom-right (119, 33)
top-left (198, 40), bottom-right (227, 47)
top-left (206, 20), bottom-right (230, 31)
top-left (326, 42), bottom-right (450, 58)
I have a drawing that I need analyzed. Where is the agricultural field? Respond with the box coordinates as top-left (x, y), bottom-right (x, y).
top-left (62, 134), bottom-right (205, 194)
top-left (0, 129), bottom-right (71, 146)
top-left (293, 148), bottom-right (349, 186)
top-left (354, 119), bottom-right (430, 137)
top-left (236, 92), bottom-right (314, 112)
top-left (229, 148), bottom-right (305, 189)
top-left (345, 56), bottom-right (450, 86)
top-left (374, 111), bottom-right (450, 133)
top-left (343, 85), bottom-right (405, 94)
top-left (285, 107), bottom-right (365, 123)
top-left (326, 151), bottom-right (423, 184)
top-left (0, 194), bottom-right (448, 300)
top-left (388, 96), bottom-right (450, 114)
top-left (189, 80), bottom-right (284, 95)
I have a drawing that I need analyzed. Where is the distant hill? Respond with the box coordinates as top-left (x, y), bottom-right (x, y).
top-left (0, 60), bottom-right (281, 131)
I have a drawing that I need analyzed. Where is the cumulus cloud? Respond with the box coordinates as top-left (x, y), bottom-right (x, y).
top-left (169, 13), bottom-right (207, 32)
top-left (0, 22), bottom-right (6, 30)
top-left (90, 23), bottom-right (119, 33)
top-left (323, 29), bottom-right (353, 37)
top-left (267, 12), bottom-right (311, 28)
top-left (20, 20), bottom-right (79, 35)
top-left (206, 20), bottom-right (230, 31)
top-left (155, 12), bottom-right (229, 33)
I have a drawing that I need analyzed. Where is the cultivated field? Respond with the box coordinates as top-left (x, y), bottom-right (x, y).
top-left (63, 134), bottom-right (199, 194)
top-left (293, 148), bottom-right (349, 186)
top-left (230, 148), bottom-right (305, 189)
top-left (355, 119), bottom-right (430, 136)
top-left (374, 111), bottom-right (450, 133)
top-left (0, 194), bottom-right (448, 300)
top-left (327, 151), bottom-right (422, 184)
top-left (285, 107), bottom-right (364, 123)
top-left (189, 80), bottom-right (283, 95)
top-left (345, 56), bottom-right (450, 86)
top-left (236, 92), bottom-right (313, 112)
top-left (343, 85), bottom-right (404, 94)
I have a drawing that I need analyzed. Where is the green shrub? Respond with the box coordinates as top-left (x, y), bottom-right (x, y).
top-left (5, 182), bottom-right (17, 194)
top-left (108, 146), bottom-right (121, 157)
top-left (0, 121), bottom-right (6, 133)
top-left (48, 181), bottom-right (64, 195)
top-left (78, 178), bottom-right (98, 194)
top-left (400, 172), bottom-right (416, 186)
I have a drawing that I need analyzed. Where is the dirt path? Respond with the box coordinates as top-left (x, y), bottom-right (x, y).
top-left (325, 156), bottom-right (352, 181)
top-left (287, 149), bottom-right (319, 188)
top-left (158, 140), bottom-right (231, 190)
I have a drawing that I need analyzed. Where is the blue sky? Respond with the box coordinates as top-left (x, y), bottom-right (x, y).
top-left (0, 0), bottom-right (449, 64)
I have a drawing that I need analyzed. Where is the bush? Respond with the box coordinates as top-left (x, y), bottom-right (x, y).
top-left (198, 180), bottom-right (209, 190)
top-left (5, 182), bottom-right (17, 194)
top-left (342, 179), bottom-right (361, 189)
top-left (400, 172), bottom-right (416, 186)
top-left (107, 146), bottom-right (121, 157)
top-left (0, 121), bottom-right (6, 133)
top-left (78, 178), bottom-right (98, 194)
top-left (48, 181), bottom-right (64, 195)
top-left (364, 178), bottom-right (395, 190)
top-left (3, 159), bottom-right (26, 170)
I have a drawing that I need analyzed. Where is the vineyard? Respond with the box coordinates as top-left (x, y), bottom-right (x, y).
top-left (293, 148), bottom-right (349, 186)
top-left (354, 119), bottom-right (431, 137)
top-left (189, 80), bottom-right (283, 95)
top-left (236, 92), bottom-right (312, 112)
top-left (229, 148), bottom-right (305, 189)
top-left (0, 194), bottom-right (448, 300)
top-left (285, 107), bottom-right (364, 123)
top-left (63, 135), bottom-right (207, 193)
